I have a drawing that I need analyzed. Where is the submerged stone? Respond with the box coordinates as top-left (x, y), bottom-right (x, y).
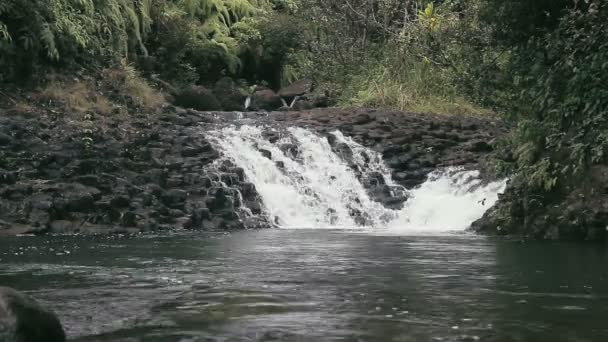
top-left (0, 287), bottom-right (66, 342)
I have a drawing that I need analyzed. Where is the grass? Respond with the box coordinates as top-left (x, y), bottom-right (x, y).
top-left (28, 62), bottom-right (165, 118)
top-left (101, 63), bottom-right (166, 111)
top-left (35, 79), bottom-right (114, 116)
top-left (341, 61), bottom-right (494, 117)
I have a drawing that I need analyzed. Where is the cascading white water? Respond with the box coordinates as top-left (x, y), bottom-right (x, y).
top-left (208, 125), bottom-right (506, 233)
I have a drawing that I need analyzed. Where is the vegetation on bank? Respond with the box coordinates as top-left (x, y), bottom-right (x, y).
top-left (1, 0), bottom-right (607, 223)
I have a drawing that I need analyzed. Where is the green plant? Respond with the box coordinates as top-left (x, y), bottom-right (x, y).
top-left (500, 1), bottom-right (608, 192)
top-left (0, 0), bottom-right (270, 84)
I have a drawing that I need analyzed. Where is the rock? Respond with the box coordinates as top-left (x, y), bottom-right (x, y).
top-left (54, 183), bottom-right (102, 213)
top-left (0, 286), bottom-right (66, 342)
top-left (466, 140), bottom-right (493, 153)
top-left (278, 79), bottom-right (312, 102)
top-left (353, 113), bottom-right (374, 125)
top-left (161, 189), bottom-right (188, 209)
top-left (120, 211), bottom-right (137, 227)
top-left (0, 132), bottom-right (12, 146)
top-left (250, 87), bottom-right (283, 111)
top-left (292, 98), bottom-right (314, 111)
top-left (312, 92), bottom-right (330, 108)
top-left (110, 195), bottom-right (130, 209)
top-left (213, 77), bottom-right (247, 111)
top-left (173, 86), bottom-right (222, 111)
top-left (259, 149), bottom-right (272, 160)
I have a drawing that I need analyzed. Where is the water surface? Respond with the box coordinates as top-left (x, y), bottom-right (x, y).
top-left (1, 230), bottom-right (607, 341)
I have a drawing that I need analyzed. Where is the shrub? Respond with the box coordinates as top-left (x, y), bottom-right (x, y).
top-left (508, 1), bottom-right (608, 192)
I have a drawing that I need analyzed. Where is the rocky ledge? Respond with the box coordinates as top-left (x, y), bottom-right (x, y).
top-left (0, 106), bottom-right (504, 236)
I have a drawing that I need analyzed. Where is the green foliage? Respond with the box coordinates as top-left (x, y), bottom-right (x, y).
top-left (239, 12), bottom-right (304, 88)
top-left (0, 0), bottom-right (269, 83)
top-left (507, 1), bottom-right (608, 192)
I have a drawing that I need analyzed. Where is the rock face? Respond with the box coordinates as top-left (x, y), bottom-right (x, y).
top-left (0, 104), bottom-right (503, 236)
top-left (0, 287), bottom-right (66, 342)
top-left (0, 106), bottom-right (270, 236)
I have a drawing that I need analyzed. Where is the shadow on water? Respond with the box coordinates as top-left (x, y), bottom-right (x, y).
top-left (1, 231), bottom-right (608, 341)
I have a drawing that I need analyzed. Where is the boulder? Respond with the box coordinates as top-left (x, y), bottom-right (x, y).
top-left (0, 132), bottom-right (12, 146)
top-left (173, 86), bottom-right (222, 111)
top-left (0, 286), bottom-right (66, 342)
top-left (278, 79), bottom-right (312, 103)
top-left (250, 87), bottom-right (283, 111)
top-left (212, 77), bottom-right (247, 111)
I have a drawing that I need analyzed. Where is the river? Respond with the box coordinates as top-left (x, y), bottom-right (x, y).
top-left (1, 230), bottom-right (607, 341)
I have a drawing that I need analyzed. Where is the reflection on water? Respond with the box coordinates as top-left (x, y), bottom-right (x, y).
top-left (1, 231), bottom-right (607, 341)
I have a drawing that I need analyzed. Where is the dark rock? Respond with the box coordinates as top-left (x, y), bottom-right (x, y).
top-left (173, 86), bottom-right (222, 111)
top-left (251, 88), bottom-right (283, 111)
top-left (161, 189), bottom-right (188, 209)
top-left (312, 92), bottom-right (330, 108)
top-left (213, 77), bottom-right (247, 111)
top-left (0, 286), bottom-right (66, 342)
top-left (181, 147), bottom-right (202, 157)
top-left (110, 195), bottom-right (130, 209)
top-left (292, 99), bottom-right (314, 111)
top-left (56, 183), bottom-right (102, 213)
top-left (120, 211), bottom-right (137, 227)
top-left (240, 183), bottom-right (257, 201)
top-left (353, 113), bottom-right (374, 125)
top-left (206, 187), bottom-right (234, 212)
top-left (259, 149), bottom-right (272, 160)
top-left (0, 132), bottom-right (13, 145)
top-left (278, 79), bottom-right (312, 102)
top-left (279, 144), bottom-right (299, 159)
top-left (466, 140), bottom-right (493, 153)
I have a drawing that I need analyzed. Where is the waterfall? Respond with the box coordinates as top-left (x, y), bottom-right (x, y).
top-left (208, 125), bottom-right (506, 233)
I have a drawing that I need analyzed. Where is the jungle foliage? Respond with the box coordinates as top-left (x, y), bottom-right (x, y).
top-left (0, 0), bottom-right (270, 84)
top-left (1, 0), bottom-right (607, 197)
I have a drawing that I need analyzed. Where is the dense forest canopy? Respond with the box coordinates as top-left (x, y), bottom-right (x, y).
top-left (0, 0), bottom-right (606, 200)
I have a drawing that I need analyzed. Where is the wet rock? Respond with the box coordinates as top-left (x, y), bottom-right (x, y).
top-left (0, 132), bottom-right (12, 146)
top-left (0, 286), bottom-right (66, 342)
top-left (259, 149), bottom-right (272, 160)
top-left (279, 144), bottom-right (299, 159)
top-left (206, 187), bottom-right (234, 212)
top-left (240, 183), bottom-right (258, 201)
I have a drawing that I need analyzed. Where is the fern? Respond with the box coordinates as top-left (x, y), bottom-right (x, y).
top-left (0, 0), bottom-right (271, 81)
top-left (0, 21), bottom-right (10, 41)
